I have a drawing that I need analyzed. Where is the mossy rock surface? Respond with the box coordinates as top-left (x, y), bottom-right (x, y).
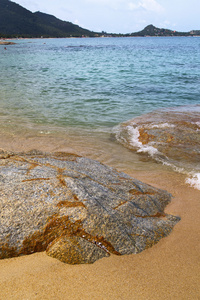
top-left (0, 150), bottom-right (180, 264)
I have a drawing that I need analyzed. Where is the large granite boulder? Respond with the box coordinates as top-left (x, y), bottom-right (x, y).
top-left (0, 150), bottom-right (180, 264)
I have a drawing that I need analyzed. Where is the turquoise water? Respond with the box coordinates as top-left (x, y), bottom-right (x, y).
top-left (0, 37), bottom-right (200, 188)
top-left (0, 37), bottom-right (200, 128)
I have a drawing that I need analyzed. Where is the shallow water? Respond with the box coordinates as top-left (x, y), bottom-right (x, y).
top-left (1, 37), bottom-right (200, 128)
top-left (0, 37), bottom-right (200, 189)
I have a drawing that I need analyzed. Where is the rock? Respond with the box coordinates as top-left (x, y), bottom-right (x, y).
top-left (0, 150), bottom-right (180, 264)
top-left (115, 106), bottom-right (200, 165)
top-left (0, 41), bottom-right (16, 45)
top-left (47, 236), bottom-right (110, 264)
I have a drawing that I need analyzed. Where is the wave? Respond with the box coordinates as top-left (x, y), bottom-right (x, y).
top-left (114, 105), bottom-right (200, 190)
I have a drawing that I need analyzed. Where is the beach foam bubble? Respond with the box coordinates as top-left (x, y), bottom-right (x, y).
top-left (149, 123), bottom-right (175, 129)
top-left (186, 173), bottom-right (200, 190)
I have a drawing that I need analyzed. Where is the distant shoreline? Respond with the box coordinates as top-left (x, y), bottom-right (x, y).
top-left (1, 35), bottom-right (200, 43)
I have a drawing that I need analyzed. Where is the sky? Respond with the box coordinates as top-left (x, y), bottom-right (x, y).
top-left (13, 0), bottom-right (200, 34)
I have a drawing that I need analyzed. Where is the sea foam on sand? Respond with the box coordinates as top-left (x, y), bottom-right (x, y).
top-left (186, 172), bottom-right (200, 190)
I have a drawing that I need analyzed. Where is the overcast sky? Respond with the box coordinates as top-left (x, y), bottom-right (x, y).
top-left (13, 0), bottom-right (199, 33)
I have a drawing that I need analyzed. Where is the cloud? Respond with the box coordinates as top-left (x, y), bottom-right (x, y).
top-left (85, 0), bottom-right (122, 6)
top-left (128, 0), bottom-right (164, 13)
top-left (128, 3), bottom-right (138, 10)
top-left (159, 20), bottom-right (177, 30)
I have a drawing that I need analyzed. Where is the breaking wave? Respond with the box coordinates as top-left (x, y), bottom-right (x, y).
top-left (114, 105), bottom-right (200, 190)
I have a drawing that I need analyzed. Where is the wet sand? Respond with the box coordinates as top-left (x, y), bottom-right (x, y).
top-left (0, 134), bottom-right (199, 299)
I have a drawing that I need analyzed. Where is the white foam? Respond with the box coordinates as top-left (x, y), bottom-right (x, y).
top-left (149, 123), bottom-right (175, 129)
top-left (115, 123), bottom-right (200, 191)
top-left (193, 121), bottom-right (200, 127)
top-left (39, 131), bottom-right (51, 135)
top-left (127, 125), bottom-right (158, 156)
top-left (191, 122), bottom-right (200, 131)
top-left (161, 160), bottom-right (185, 173)
top-left (186, 173), bottom-right (200, 190)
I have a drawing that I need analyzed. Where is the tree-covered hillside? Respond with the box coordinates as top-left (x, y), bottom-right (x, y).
top-left (0, 0), bottom-right (97, 37)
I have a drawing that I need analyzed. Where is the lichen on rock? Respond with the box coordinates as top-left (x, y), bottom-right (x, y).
top-left (0, 150), bottom-right (180, 264)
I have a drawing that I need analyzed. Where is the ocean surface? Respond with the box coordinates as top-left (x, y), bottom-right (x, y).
top-left (0, 37), bottom-right (200, 189)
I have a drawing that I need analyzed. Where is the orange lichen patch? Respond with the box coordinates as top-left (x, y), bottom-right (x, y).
top-left (0, 243), bottom-right (18, 259)
top-left (9, 155), bottom-right (29, 163)
top-left (129, 189), bottom-right (156, 196)
top-left (135, 212), bottom-right (166, 219)
top-left (57, 167), bottom-right (66, 175)
top-left (57, 175), bottom-right (67, 187)
top-left (0, 153), bottom-right (13, 159)
top-left (45, 216), bottom-right (121, 255)
top-left (1, 204), bottom-right (166, 259)
top-left (8, 155), bottom-right (72, 179)
top-left (22, 177), bottom-right (51, 182)
top-left (56, 168), bottom-right (67, 187)
top-left (166, 134), bottom-right (174, 143)
top-left (138, 128), bottom-right (155, 145)
top-left (8, 215), bottom-right (120, 259)
top-left (73, 194), bottom-right (79, 201)
top-left (20, 231), bottom-right (46, 255)
top-left (113, 200), bottom-right (128, 210)
top-left (56, 200), bottom-right (86, 208)
top-left (154, 212), bottom-right (166, 218)
top-left (26, 162), bottom-right (39, 175)
top-left (17, 216), bottom-right (80, 256)
top-left (45, 216), bottom-right (82, 240)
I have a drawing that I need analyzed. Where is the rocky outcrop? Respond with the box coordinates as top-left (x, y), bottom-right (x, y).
top-left (0, 150), bottom-right (180, 264)
top-left (0, 41), bottom-right (16, 45)
top-left (115, 106), bottom-right (200, 166)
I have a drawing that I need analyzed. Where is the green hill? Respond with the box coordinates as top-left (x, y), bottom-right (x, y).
top-left (130, 24), bottom-right (190, 37)
top-left (0, 0), bottom-right (97, 37)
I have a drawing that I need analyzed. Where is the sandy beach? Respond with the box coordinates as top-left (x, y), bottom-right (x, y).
top-left (0, 133), bottom-right (199, 300)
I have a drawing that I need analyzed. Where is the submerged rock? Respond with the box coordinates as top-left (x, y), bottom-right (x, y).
top-left (0, 41), bottom-right (16, 45)
top-left (0, 150), bottom-right (180, 264)
top-left (115, 105), bottom-right (200, 165)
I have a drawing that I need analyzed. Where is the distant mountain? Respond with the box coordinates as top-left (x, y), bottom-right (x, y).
top-left (0, 0), bottom-right (97, 37)
top-left (0, 0), bottom-right (199, 38)
top-left (129, 24), bottom-right (194, 37)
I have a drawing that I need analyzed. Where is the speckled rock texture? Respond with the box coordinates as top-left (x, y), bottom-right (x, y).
top-left (0, 150), bottom-right (180, 264)
top-left (115, 107), bottom-right (200, 164)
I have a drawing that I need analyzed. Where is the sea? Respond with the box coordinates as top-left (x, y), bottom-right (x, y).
top-left (0, 37), bottom-right (200, 190)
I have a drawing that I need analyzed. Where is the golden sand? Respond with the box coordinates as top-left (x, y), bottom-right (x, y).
top-left (0, 134), bottom-right (199, 299)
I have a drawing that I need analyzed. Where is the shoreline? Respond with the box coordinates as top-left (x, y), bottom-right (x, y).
top-left (0, 137), bottom-right (199, 299)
